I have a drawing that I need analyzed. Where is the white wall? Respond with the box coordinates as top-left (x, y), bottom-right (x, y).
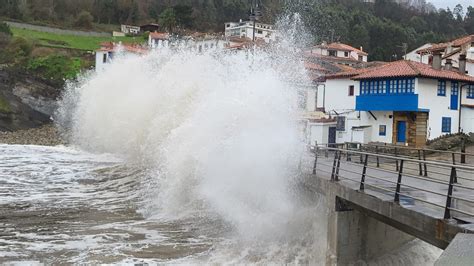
top-left (308, 122), bottom-right (336, 145)
top-left (323, 78), bottom-right (393, 144)
top-left (461, 86), bottom-right (474, 133)
top-left (405, 43), bottom-right (431, 64)
top-left (95, 51), bottom-right (110, 72)
top-left (417, 78), bottom-right (460, 139)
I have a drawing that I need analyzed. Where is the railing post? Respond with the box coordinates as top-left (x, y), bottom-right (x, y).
top-left (312, 146), bottom-right (318, 175)
top-left (444, 167), bottom-right (458, 219)
top-left (422, 149), bottom-right (428, 177)
top-left (461, 138), bottom-right (466, 164)
top-left (335, 150), bottom-right (342, 181)
top-left (360, 154), bottom-right (369, 191)
top-left (331, 150), bottom-right (338, 181)
top-left (418, 149), bottom-right (423, 176)
top-left (394, 160), bottom-right (404, 202)
top-left (451, 153), bottom-right (458, 183)
top-left (359, 144), bottom-right (363, 164)
top-left (395, 147), bottom-right (399, 171)
top-left (376, 145), bottom-right (380, 168)
top-left (346, 142), bottom-right (352, 162)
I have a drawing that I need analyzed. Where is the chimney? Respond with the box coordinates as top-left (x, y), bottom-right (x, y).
top-left (459, 54), bottom-right (467, 74)
top-left (445, 58), bottom-right (453, 70)
top-left (432, 52), bottom-right (442, 70)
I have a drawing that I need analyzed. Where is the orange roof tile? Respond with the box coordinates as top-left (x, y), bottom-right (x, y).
top-left (304, 62), bottom-right (331, 73)
top-left (352, 60), bottom-right (474, 83)
top-left (417, 35), bottom-right (474, 54)
top-left (149, 32), bottom-right (169, 40)
top-left (314, 42), bottom-right (368, 56)
top-left (98, 43), bottom-right (148, 54)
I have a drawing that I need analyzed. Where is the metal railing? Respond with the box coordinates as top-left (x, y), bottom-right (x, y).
top-left (311, 145), bottom-right (474, 221)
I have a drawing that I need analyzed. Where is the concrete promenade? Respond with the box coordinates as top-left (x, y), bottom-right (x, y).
top-left (302, 150), bottom-right (474, 264)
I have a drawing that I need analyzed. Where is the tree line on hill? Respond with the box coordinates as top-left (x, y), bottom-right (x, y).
top-left (0, 0), bottom-right (473, 61)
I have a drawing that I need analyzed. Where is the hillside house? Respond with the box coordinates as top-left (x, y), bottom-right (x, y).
top-left (148, 32), bottom-right (170, 49)
top-left (306, 42), bottom-right (368, 64)
top-left (309, 57), bottom-right (474, 148)
top-left (95, 42), bottom-right (148, 72)
top-left (416, 35), bottom-right (474, 76)
top-left (224, 20), bottom-right (276, 43)
top-left (120, 24), bottom-right (141, 35)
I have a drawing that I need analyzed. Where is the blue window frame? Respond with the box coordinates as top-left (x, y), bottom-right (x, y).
top-left (452, 82), bottom-right (459, 95)
top-left (438, 80), bottom-right (446, 96)
top-left (467, 85), bottom-right (474, 99)
top-left (442, 117), bottom-right (451, 133)
top-left (379, 125), bottom-right (387, 136)
top-left (359, 78), bottom-right (415, 96)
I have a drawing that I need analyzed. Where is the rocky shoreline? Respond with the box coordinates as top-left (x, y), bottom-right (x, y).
top-left (0, 124), bottom-right (66, 146)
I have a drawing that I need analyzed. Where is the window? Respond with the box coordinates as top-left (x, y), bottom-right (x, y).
top-left (467, 85), bottom-right (474, 99)
top-left (102, 53), bottom-right (107, 63)
top-left (360, 78), bottom-right (414, 95)
top-left (344, 51), bottom-right (349, 57)
top-left (389, 80), bottom-right (397, 94)
top-left (328, 50), bottom-right (337, 57)
top-left (348, 85), bottom-right (354, 96)
top-left (379, 125), bottom-right (387, 136)
top-left (257, 30), bottom-right (263, 34)
top-left (442, 117), bottom-right (451, 133)
top-left (451, 82), bottom-right (459, 96)
top-left (336, 116), bottom-right (346, 131)
top-left (438, 80), bottom-right (446, 96)
top-left (358, 55), bottom-right (364, 61)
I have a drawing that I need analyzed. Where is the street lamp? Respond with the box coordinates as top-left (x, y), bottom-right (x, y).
top-left (249, 0), bottom-right (262, 42)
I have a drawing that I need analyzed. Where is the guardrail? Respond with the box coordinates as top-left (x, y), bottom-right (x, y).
top-left (311, 145), bottom-right (474, 221)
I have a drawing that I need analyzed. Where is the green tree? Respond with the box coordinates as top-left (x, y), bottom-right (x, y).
top-left (174, 5), bottom-right (194, 28)
top-left (74, 11), bottom-right (94, 29)
top-left (159, 7), bottom-right (176, 33)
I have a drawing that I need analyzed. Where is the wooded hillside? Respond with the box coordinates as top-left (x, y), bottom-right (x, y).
top-left (1, 0), bottom-right (473, 61)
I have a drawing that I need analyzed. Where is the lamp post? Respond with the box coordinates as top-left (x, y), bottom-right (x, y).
top-left (249, 0), bottom-right (262, 42)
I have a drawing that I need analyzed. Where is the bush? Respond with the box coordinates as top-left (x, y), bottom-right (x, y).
top-left (0, 22), bottom-right (12, 36)
top-left (74, 11), bottom-right (94, 29)
top-left (0, 37), bottom-right (34, 64)
top-left (27, 54), bottom-right (82, 83)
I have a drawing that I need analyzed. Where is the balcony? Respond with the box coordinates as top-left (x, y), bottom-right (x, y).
top-left (356, 94), bottom-right (419, 111)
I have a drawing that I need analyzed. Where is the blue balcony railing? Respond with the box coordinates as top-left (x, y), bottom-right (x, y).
top-left (356, 94), bottom-right (419, 111)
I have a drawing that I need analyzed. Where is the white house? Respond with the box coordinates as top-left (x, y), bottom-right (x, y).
top-left (121, 24), bottom-right (141, 35)
top-left (148, 32), bottom-right (170, 49)
top-left (404, 43), bottom-right (432, 64)
top-left (308, 57), bottom-right (474, 147)
top-left (416, 35), bottom-right (474, 76)
top-left (306, 42), bottom-right (368, 63)
top-left (224, 20), bottom-right (276, 43)
top-left (95, 42), bottom-right (148, 72)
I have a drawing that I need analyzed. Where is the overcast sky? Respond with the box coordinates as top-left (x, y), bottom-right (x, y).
top-left (429, 0), bottom-right (473, 10)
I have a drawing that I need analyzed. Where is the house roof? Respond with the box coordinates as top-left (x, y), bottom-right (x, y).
top-left (98, 42), bottom-right (148, 54)
top-left (352, 60), bottom-right (474, 83)
top-left (313, 42), bottom-right (368, 56)
top-left (149, 32), bottom-right (169, 40)
top-left (304, 62), bottom-right (332, 73)
top-left (324, 62), bottom-right (386, 80)
top-left (417, 35), bottom-right (474, 54)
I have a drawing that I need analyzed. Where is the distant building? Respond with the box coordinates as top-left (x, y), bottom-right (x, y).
top-left (306, 42), bottom-right (368, 63)
top-left (416, 35), bottom-right (474, 76)
top-left (95, 42), bottom-right (148, 72)
top-left (140, 23), bottom-right (161, 33)
top-left (224, 20), bottom-right (276, 43)
top-left (404, 43), bottom-right (432, 64)
top-left (148, 32), bottom-right (170, 49)
top-left (121, 25), bottom-right (141, 35)
top-left (307, 58), bottom-right (474, 147)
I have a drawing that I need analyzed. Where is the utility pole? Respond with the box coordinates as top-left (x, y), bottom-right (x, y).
top-left (249, 0), bottom-right (262, 42)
